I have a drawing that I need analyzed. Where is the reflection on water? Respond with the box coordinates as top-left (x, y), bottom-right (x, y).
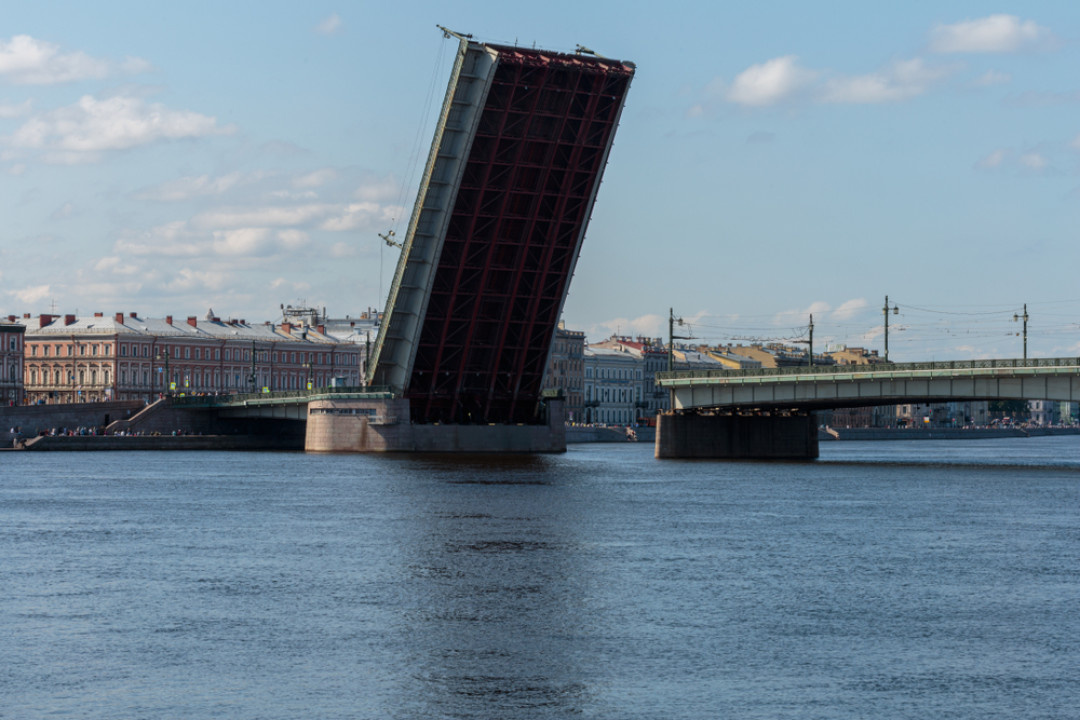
top-left (2, 439), bottom-right (1079, 719)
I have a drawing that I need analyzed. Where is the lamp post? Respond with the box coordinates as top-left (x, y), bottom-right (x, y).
top-left (156, 348), bottom-right (171, 396)
top-left (1013, 303), bottom-right (1028, 361)
top-left (249, 340), bottom-right (257, 392)
top-left (882, 296), bottom-right (899, 362)
top-left (667, 308), bottom-right (694, 410)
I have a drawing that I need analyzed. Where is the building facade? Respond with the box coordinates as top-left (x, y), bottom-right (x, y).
top-left (22, 312), bottom-right (364, 404)
top-left (544, 323), bottom-right (585, 421)
top-left (583, 346), bottom-right (644, 426)
top-left (1, 318), bottom-right (26, 405)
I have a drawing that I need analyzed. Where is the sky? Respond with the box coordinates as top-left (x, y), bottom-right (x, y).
top-left (2, 1), bottom-right (1079, 362)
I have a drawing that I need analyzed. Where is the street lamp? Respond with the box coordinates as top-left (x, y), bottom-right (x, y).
top-left (883, 296), bottom-right (899, 362)
top-left (1013, 303), bottom-right (1028, 361)
top-left (155, 348), bottom-right (171, 396)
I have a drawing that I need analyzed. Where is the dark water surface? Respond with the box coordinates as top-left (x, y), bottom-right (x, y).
top-left (2, 438), bottom-right (1079, 719)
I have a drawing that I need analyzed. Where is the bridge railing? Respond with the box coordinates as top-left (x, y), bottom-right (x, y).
top-left (170, 385), bottom-right (395, 408)
top-left (656, 357), bottom-right (1080, 383)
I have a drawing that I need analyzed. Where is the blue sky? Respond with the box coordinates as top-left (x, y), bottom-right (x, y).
top-left (2, 2), bottom-right (1079, 361)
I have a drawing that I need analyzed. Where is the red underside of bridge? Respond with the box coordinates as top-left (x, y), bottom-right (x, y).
top-left (406, 47), bottom-right (632, 425)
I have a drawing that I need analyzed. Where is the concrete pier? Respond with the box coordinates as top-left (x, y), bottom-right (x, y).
top-left (305, 398), bottom-right (566, 453)
top-left (655, 412), bottom-right (819, 460)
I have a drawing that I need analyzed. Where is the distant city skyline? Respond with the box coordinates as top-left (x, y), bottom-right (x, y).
top-left (3, 2), bottom-right (1079, 361)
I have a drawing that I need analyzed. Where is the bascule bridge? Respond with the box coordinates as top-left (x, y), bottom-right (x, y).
top-left (311, 30), bottom-right (636, 451)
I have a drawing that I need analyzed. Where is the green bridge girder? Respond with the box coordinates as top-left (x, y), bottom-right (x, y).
top-left (656, 357), bottom-right (1080, 412)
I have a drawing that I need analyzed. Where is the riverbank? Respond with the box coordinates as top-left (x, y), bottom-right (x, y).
top-left (820, 426), bottom-right (1080, 441)
top-left (3, 434), bottom-right (303, 451)
top-left (566, 426), bottom-right (656, 444)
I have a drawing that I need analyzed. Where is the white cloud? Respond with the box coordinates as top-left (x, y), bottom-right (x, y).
top-left (135, 172), bottom-right (248, 202)
top-left (319, 201), bottom-right (395, 231)
top-left (50, 201), bottom-right (75, 220)
top-left (1070, 134), bottom-right (1080, 151)
top-left (774, 302), bottom-right (830, 327)
top-left (0, 99), bottom-right (31, 117)
top-left (193, 203), bottom-right (335, 230)
top-left (315, 14), bottom-right (343, 36)
top-left (588, 313), bottom-right (665, 340)
top-left (0, 35), bottom-right (149, 85)
top-left (727, 56), bottom-right (817, 107)
top-left (294, 168), bottom-right (336, 188)
top-left (7, 163), bottom-right (25, 175)
top-left (974, 70), bottom-right (1011, 87)
top-left (212, 228), bottom-right (272, 256)
top-left (831, 298), bottom-right (867, 321)
top-left (8, 283), bottom-right (51, 304)
top-left (9, 94), bottom-right (233, 162)
top-left (94, 256), bottom-right (140, 276)
top-left (115, 220), bottom-right (214, 257)
top-left (976, 149), bottom-right (1007, 169)
top-left (1018, 152), bottom-right (1047, 169)
top-left (277, 229), bottom-right (310, 250)
top-left (166, 268), bottom-right (230, 292)
top-left (821, 58), bottom-right (950, 104)
top-left (330, 241), bottom-right (356, 258)
top-left (929, 15), bottom-right (1051, 54)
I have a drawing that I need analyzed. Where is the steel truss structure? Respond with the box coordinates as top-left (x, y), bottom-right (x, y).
top-left (371, 36), bottom-right (634, 425)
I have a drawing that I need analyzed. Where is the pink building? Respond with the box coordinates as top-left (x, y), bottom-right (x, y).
top-left (22, 311), bottom-right (365, 404)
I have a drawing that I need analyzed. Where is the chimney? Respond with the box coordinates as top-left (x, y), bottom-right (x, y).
top-left (317, 324), bottom-right (325, 335)
top-left (93, 312), bottom-right (103, 318)
top-left (281, 322), bottom-right (293, 333)
top-left (6, 315), bottom-right (14, 322)
top-left (23, 313), bottom-right (31, 319)
top-left (115, 312), bottom-right (125, 324)
top-left (165, 315), bottom-right (173, 325)
top-left (129, 312), bottom-right (137, 318)
top-left (187, 316), bottom-right (197, 328)
top-left (64, 314), bottom-right (76, 326)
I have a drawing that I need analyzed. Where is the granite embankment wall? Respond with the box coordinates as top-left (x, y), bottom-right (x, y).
top-left (0, 401), bottom-right (144, 435)
top-left (15, 435), bottom-right (298, 451)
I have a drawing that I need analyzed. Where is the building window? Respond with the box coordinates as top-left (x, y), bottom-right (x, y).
top-left (195, 348), bottom-right (201, 360)
top-left (185, 347), bottom-right (191, 359)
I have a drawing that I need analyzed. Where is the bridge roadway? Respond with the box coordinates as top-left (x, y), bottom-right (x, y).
top-left (172, 387), bottom-right (394, 420)
top-left (656, 357), bottom-right (1080, 412)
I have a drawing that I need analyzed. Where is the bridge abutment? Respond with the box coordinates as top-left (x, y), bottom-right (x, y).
top-left (655, 412), bottom-right (819, 460)
top-left (305, 398), bottom-right (566, 453)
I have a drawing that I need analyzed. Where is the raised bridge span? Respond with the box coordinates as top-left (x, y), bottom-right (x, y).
top-left (651, 358), bottom-right (1080, 460)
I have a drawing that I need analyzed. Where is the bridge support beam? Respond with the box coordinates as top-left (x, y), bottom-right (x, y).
top-left (655, 412), bottom-right (819, 460)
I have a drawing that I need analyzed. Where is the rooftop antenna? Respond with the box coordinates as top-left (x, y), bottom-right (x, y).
top-left (437, 25), bottom-right (472, 42)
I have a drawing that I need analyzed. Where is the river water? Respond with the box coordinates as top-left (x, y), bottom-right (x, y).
top-left (2, 438), bottom-right (1078, 719)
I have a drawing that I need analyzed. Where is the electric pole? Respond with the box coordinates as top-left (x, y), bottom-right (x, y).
top-left (1013, 303), bottom-right (1028, 361)
top-left (883, 296), bottom-right (898, 363)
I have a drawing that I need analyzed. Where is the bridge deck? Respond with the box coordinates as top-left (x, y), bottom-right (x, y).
top-left (657, 358), bottom-right (1080, 411)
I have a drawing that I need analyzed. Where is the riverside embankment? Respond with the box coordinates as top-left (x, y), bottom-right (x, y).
top-left (820, 426), bottom-right (1080, 441)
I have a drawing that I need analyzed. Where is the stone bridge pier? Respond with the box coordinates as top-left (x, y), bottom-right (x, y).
top-left (655, 412), bottom-right (819, 460)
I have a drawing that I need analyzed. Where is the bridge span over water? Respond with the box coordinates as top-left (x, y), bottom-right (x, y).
top-left (656, 357), bottom-right (1080, 412)
top-left (651, 358), bottom-right (1080, 460)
